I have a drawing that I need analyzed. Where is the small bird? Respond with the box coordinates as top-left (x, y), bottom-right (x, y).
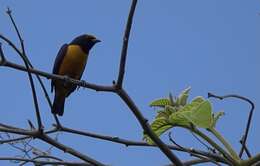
top-left (51, 34), bottom-right (101, 116)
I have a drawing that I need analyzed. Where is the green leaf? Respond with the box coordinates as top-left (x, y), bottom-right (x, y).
top-left (169, 100), bottom-right (213, 128)
top-left (149, 98), bottom-right (171, 107)
top-left (177, 87), bottom-right (191, 106)
top-left (155, 105), bottom-right (177, 119)
top-left (168, 96), bottom-right (206, 127)
top-left (143, 118), bottom-right (173, 144)
top-left (156, 110), bottom-right (171, 119)
top-left (165, 105), bottom-right (177, 113)
top-left (179, 96), bottom-right (205, 112)
top-left (211, 111), bottom-right (225, 128)
top-left (191, 96), bottom-right (205, 104)
top-left (182, 100), bottom-right (213, 128)
top-left (169, 111), bottom-right (191, 127)
top-left (169, 93), bottom-right (177, 106)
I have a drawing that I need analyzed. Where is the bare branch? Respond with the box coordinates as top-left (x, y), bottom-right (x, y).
top-left (183, 158), bottom-right (218, 166)
top-left (183, 155), bottom-right (221, 166)
top-left (55, 124), bottom-right (230, 164)
top-left (1, 124), bottom-right (229, 164)
top-left (39, 134), bottom-right (106, 166)
top-left (208, 92), bottom-right (255, 158)
top-left (2, 17), bottom-right (182, 164)
top-left (0, 127), bottom-right (57, 144)
top-left (117, 89), bottom-right (183, 165)
top-left (0, 43), bottom-right (6, 65)
top-left (167, 155), bottom-right (221, 166)
top-left (168, 132), bottom-right (186, 151)
top-left (181, 125), bottom-right (236, 164)
top-left (5, 8), bottom-right (43, 130)
top-left (1, 59), bottom-right (115, 92)
top-left (240, 153), bottom-right (260, 166)
top-left (0, 127), bottom-right (38, 136)
top-left (0, 34), bottom-right (61, 127)
top-left (239, 139), bottom-right (252, 158)
top-left (0, 157), bottom-right (91, 166)
top-left (0, 126), bottom-right (105, 165)
top-left (19, 155), bottom-right (63, 166)
top-left (116, 0), bottom-right (137, 87)
top-left (189, 130), bottom-right (216, 153)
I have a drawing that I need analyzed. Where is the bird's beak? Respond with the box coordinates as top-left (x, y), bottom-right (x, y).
top-left (93, 39), bottom-right (101, 43)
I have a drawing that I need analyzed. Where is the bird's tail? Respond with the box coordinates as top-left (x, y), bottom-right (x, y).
top-left (52, 93), bottom-right (65, 116)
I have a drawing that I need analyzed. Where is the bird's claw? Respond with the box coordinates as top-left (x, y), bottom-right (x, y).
top-left (63, 75), bottom-right (70, 87)
top-left (77, 80), bottom-right (87, 90)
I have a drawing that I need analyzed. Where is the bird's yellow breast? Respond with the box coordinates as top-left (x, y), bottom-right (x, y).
top-left (58, 45), bottom-right (88, 79)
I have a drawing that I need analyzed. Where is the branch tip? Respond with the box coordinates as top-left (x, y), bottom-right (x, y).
top-left (6, 7), bottom-right (12, 15)
top-left (208, 92), bottom-right (255, 159)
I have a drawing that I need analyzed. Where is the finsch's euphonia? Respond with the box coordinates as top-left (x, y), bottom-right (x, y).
top-left (51, 34), bottom-right (100, 116)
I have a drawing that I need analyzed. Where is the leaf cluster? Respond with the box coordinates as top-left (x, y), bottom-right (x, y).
top-left (144, 87), bottom-right (224, 144)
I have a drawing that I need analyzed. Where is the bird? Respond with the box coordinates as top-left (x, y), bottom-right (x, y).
top-left (51, 34), bottom-right (101, 116)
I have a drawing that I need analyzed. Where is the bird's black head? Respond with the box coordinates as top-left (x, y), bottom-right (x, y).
top-left (70, 34), bottom-right (101, 53)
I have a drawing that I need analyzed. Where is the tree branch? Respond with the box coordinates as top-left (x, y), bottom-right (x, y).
top-left (0, 157), bottom-right (92, 166)
top-left (240, 153), bottom-right (260, 166)
top-left (1, 124), bottom-right (229, 164)
top-left (116, 0), bottom-right (137, 87)
top-left (19, 154), bottom-right (63, 166)
top-left (2, 2), bottom-right (183, 163)
top-left (183, 158), bottom-right (218, 166)
top-left (39, 134), bottom-right (105, 166)
top-left (181, 126), bottom-right (237, 165)
top-left (0, 59), bottom-right (115, 92)
top-left (0, 43), bottom-right (6, 65)
top-left (117, 89), bottom-right (183, 165)
top-left (208, 92), bottom-right (255, 158)
top-left (1, 58), bottom-right (184, 164)
top-left (239, 139), bottom-right (251, 158)
top-left (0, 126), bottom-right (105, 165)
top-left (6, 8), bottom-right (43, 131)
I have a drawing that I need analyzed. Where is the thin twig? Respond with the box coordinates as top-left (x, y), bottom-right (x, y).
top-left (208, 92), bottom-right (255, 158)
top-left (117, 89), bottom-right (183, 165)
top-left (0, 127), bottom-right (104, 165)
top-left (189, 130), bottom-right (216, 153)
top-left (167, 155), bottom-right (221, 166)
top-left (117, 0), bottom-right (182, 163)
top-left (1, 59), bottom-right (115, 92)
top-left (4, 8), bottom-right (61, 128)
top-left (0, 157), bottom-right (91, 166)
top-left (19, 155), bottom-right (64, 166)
top-left (0, 43), bottom-right (6, 65)
top-left (183, 158), bottom-right (217, 166)
top-left (116, 0), bottom-right (137, 88)
top-left (6, 8), bottom-right (43, 131)
top-left (184, 125), bottom-right (236, 164)
top-left (0, 34), bottom-right (61, 126)
top-left (185, 154), bottom-right (221, 166)
top-left (19, 155), bottom-right (63, 166)
top-left (0, 122), bottom-right (229, 164)
top-left (39, 134), bottom-right (105, 166)
top-left (0, 128), bottom-right (57, 144)
top-left (56, 125), bottom-right (229, 164)
top-left (168, 132), bottom-right (186, 150)
top-left (239, 139), bottom-right (252, 158)
top-left (2, 4), bottom-right (183, 164)
top-left (0, 134), bottom-right (31, 158)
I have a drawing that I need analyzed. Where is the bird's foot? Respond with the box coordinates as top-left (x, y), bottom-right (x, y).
top-left (63, 75), bottom-right (70, 87)
top-left (77, 80), bottom-right (87, 90)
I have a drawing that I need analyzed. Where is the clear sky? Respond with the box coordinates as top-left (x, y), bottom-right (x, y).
top-left (0, 1), bottom-right (259, 165)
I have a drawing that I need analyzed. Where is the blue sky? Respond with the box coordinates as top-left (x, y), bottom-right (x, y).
top-left (0, 1), bottom-right (259, 165)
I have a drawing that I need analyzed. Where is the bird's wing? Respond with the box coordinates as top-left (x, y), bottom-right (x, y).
top-left (51, 44), bottom-right (68, 93)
